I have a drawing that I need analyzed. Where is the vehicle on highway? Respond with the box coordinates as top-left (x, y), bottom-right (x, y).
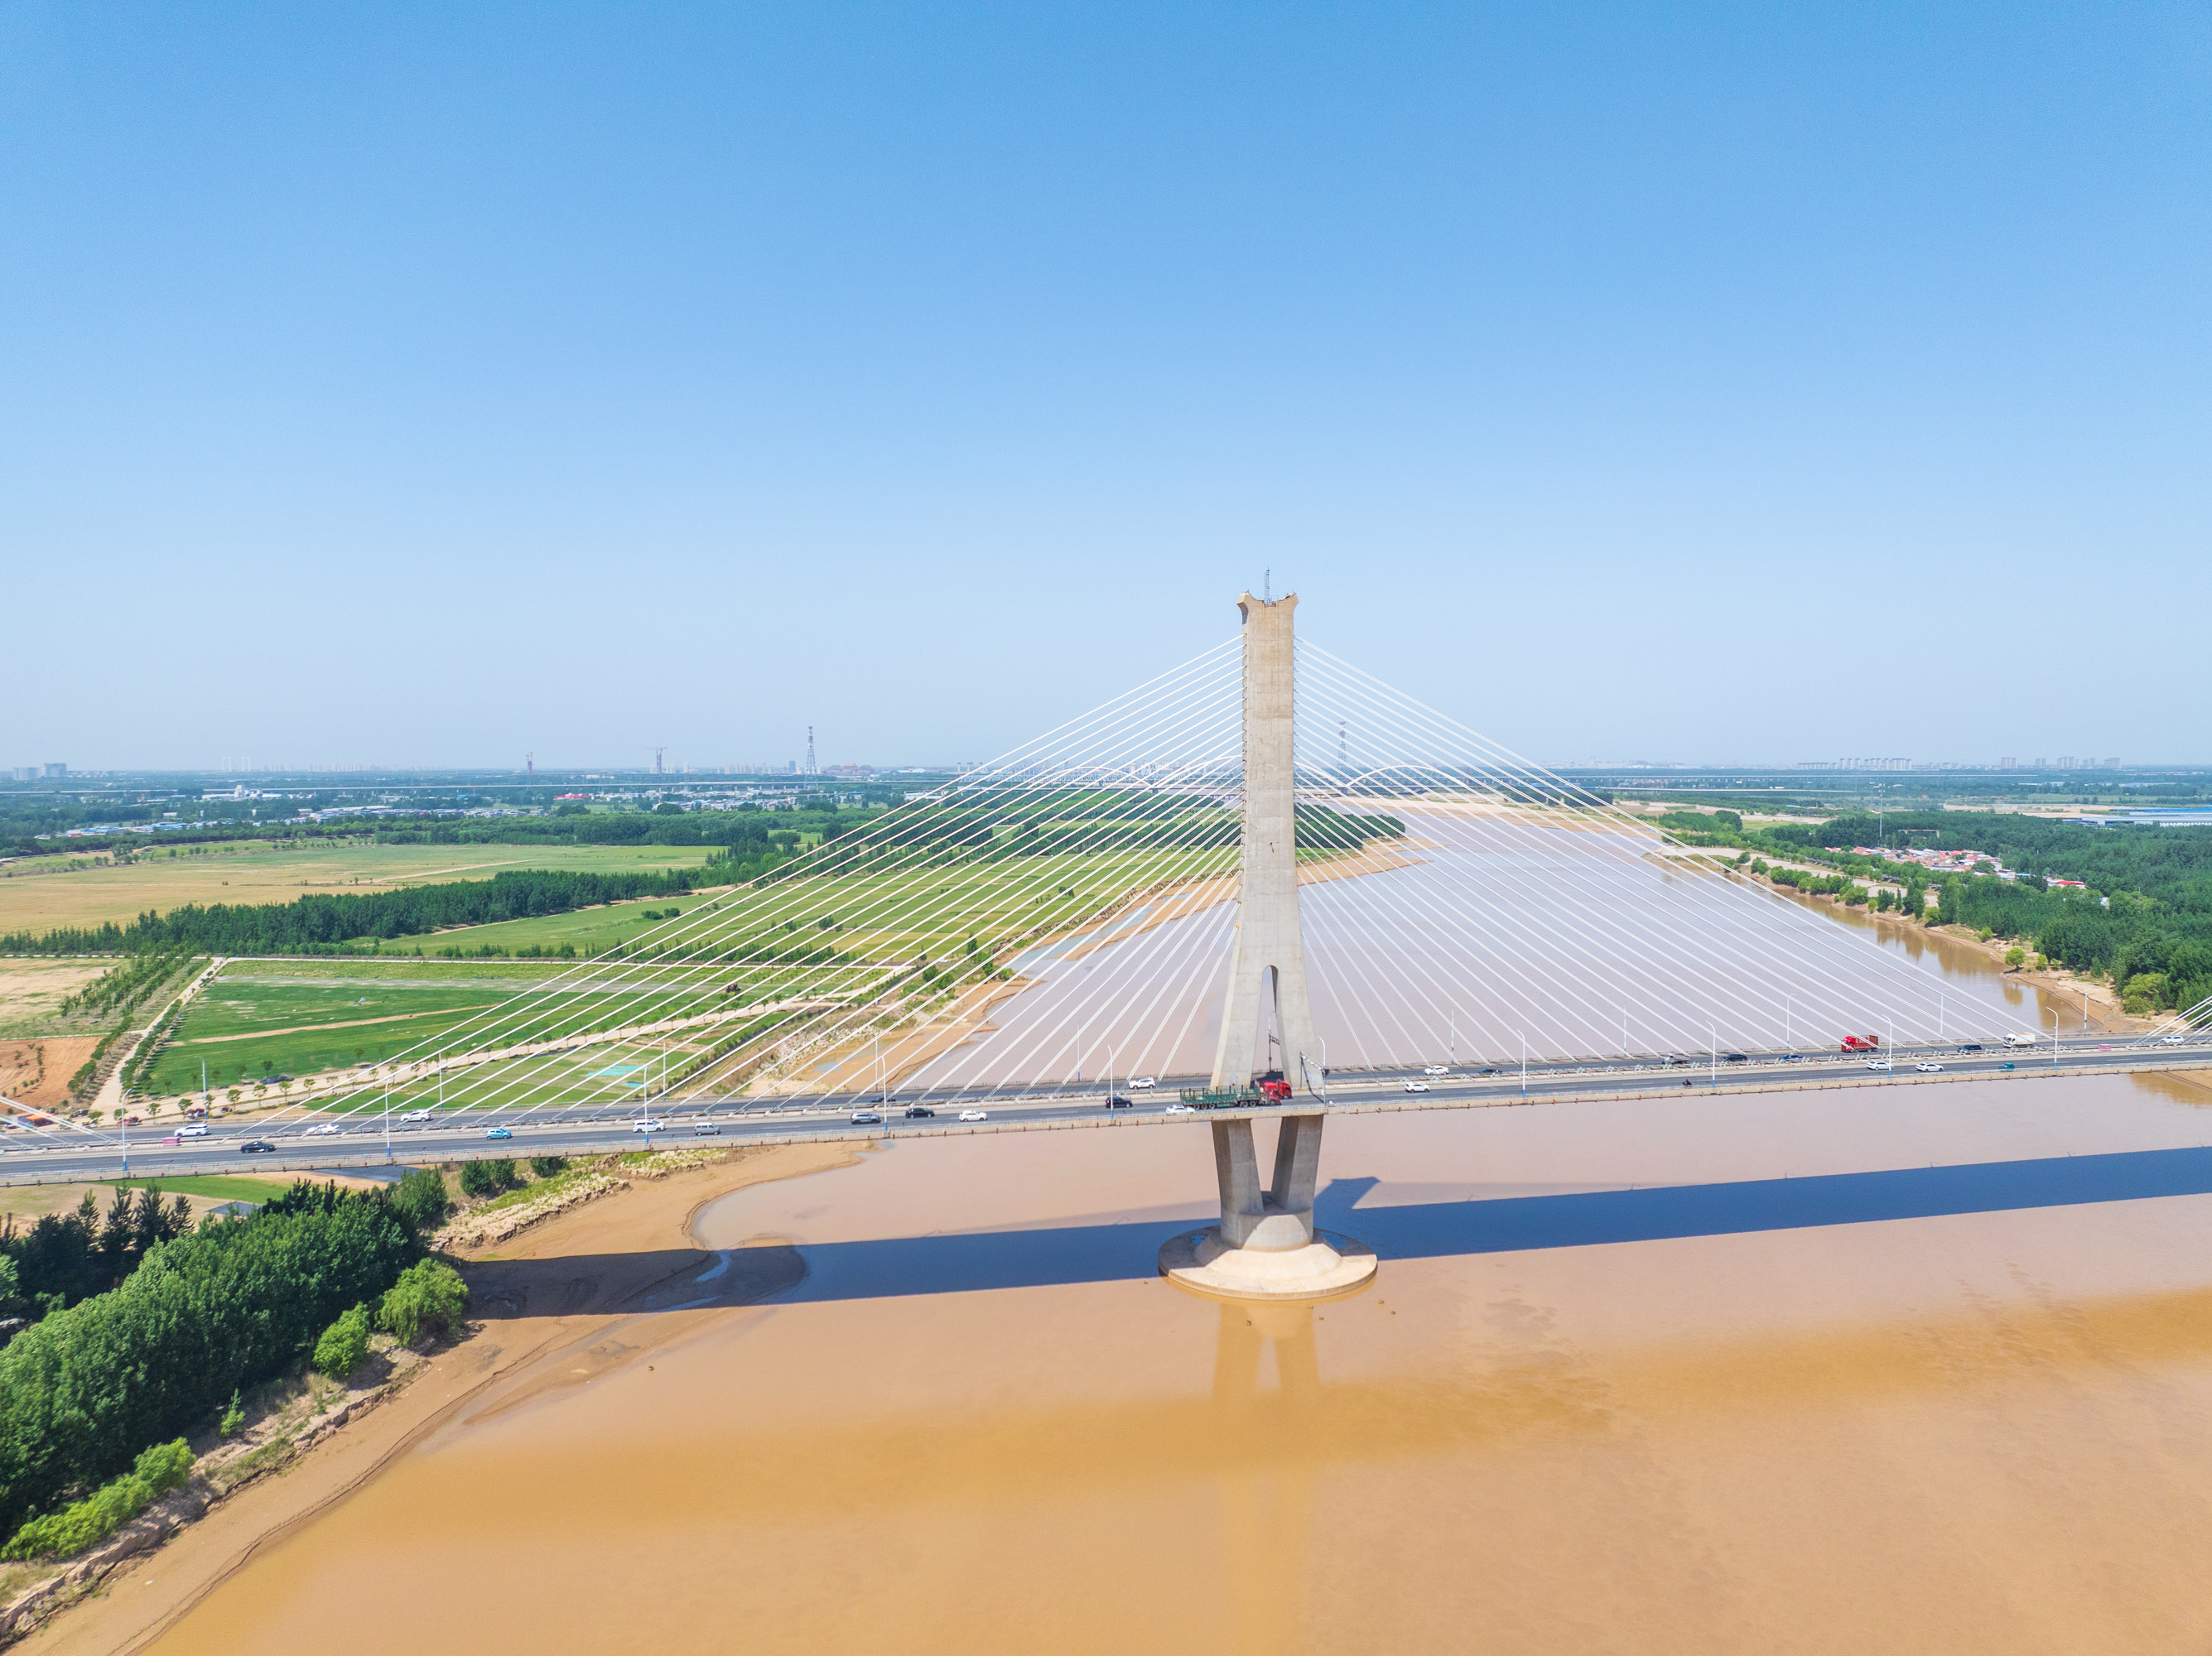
top-left (2164, 1034), bottom-right (2187, 1044)
top-left (2003, 1032), bottom-right (2036, 1047)
top-left (1106, 1095), bottom-right (1134, 1109)
top-left (1782, 1052), bottom-right (1805, 1062)
top-left (958, 1109), bottom-right (989, 1122)
top-left (2002, 1061), bottom-right (2017, 1070)
top-left (176, 1124), bottom-right (208, 1138)
top-left (631, 1119), bottom-right (664, 1133)
top-left (1477, 1066), bottom-right (1498, 1076)
top-left (1403, 1080), bottom-right (1430, 1093)
top-left (1916, 1062), bottom-right (1943, 1073)
top-left (241, 1139), bottom-right (276, 1153)
top-left (1665, 1055), bottom-right (1691, 1066)
top-left (1422, 1065), bottom-right (1449, 1076)
top-left (904, 1105), bottom-right (936, 1119)
top-left (1723, 1053), bottom-right (1748, 1064)
top-left (1840, 1035), bottom-right (1881, 1052)
top-left (1164, 1103), bottom-right (1195, 1115)
top-left (1956, 1043), bottom-right (1985, 1052)
top-left (485, 1126), bottom-right (512, 1139)
top-left (303, 1124), bottom-right (338, 1136)
top-left (694, 1121), bottom-right (719, 1136)
top-left (268, 1074), bottom-right (292, 1083)
top-left (1865, 1059), bottom-right (1890, 1071)
top-left (851, 1110), bottom-right (883, 1125)
top-left (398, 1109), bottom-right (435, 1124)
top-left (1255, 1078), bottom-right (1293, 1102)
top-left (1129, 1077), bottom-right (1156, 1090)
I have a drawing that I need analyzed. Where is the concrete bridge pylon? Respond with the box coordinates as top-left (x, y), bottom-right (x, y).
top-left (1159, 590), bottom-right (1378, 1302)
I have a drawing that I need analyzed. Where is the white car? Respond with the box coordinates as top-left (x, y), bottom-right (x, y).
top-left (1129, 1077), bottom-right (1156, 1090)
top-left (398, 1108), bottom-right (435, 1124)
top-left (2164, 1033), bottom-right (2187, 1044)
top-left (1164, 1103), bottom-right (1195, 1115)
top-left (958, 1109), bottom-right (989, 1122)
top-left (693, 1121), bottom-right (719, 1136)
top-left (1915, 1061), bottom-right (1944, 1073)
top-left (1403, 1080), bottom-right (1430, 1093)
top-left (1865, 1060), bottom-right (1890, 1071)
top-left (1422, 1065), bottom-right (1449, 1076)
top-left (631, 1119), bottom-right (665, 1133)
top-left (176, 1123), bottom-right (209, 1138)
top-left (302, 1124), bottom-right (338, 1136)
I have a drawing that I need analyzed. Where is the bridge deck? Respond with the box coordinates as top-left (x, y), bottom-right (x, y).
top-left (4, 1045), bottom-right (2206, 1189)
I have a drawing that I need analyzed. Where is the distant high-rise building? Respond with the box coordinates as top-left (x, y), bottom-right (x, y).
top-left (2035, 756), bottom-right (2050, 768)
top-left (2104, 757), bottom-right (2120, 769)
top-left (2000, 757), bottom-right (2017, 770)
top-left (41, 762), bottom-right (65, 778)
top-left (2056, 756), bottom-right (2077, 770)
top-left (9, 767), bottom-right (31, 782)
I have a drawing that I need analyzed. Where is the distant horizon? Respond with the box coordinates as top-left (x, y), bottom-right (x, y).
top-left (9, 758), bottom-right (2211, 782)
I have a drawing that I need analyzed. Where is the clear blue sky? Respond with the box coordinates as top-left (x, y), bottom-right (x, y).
top-left (4, 3), bottom-right (2205, 772)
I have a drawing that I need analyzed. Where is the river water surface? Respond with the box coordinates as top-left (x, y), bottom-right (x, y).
top-left (137, 1059), bottom-right (2212, 1654)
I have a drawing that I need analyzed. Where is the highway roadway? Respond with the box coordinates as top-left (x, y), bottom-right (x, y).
top-left (2, 1033), bottom-right (2207, 1187)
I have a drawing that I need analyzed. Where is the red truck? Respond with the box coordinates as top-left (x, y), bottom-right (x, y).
top-left (1840, 1035), bottom-right (1882, 1052)
top-left (1256, 1079), bottom-right (1293, 1102)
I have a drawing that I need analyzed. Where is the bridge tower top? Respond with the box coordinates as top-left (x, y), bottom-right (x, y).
top-left (1213, 590), bottom-right (1321, 1095)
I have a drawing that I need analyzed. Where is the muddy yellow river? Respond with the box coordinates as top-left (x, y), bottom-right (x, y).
top-left (125, 1063), bottom-right (2212, 1655)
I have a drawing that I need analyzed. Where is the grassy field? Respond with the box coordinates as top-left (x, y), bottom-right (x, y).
top-left (399, 890), bottom-right (732, 956)
top-left (0, 957), bottom-right (113, 1039)
top-left (112, 1174), bottom-right (296, 1203)
top-left (145, 959), bottom-right (584, 1094)
top-left (0, 840), bottom-right (716, 936)
top-left (131, 846), bottom-right (1237, 1111)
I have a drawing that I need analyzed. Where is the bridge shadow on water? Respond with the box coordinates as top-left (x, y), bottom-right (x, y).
top-left (480, 1147), bottom-right (2212, 1315)
top-left (630, 1143), bottom-right (2212, 1308)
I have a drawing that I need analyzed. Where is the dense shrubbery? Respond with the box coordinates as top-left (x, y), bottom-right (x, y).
top-left (311, 1304), bottom-right (372, 1379)
top-left (377, 1260), bottom-right (468, 1346)
top-left (459, 1159), bottom-right (518, 1199)
top-left (390, 1168), bottom-right (450, 1235)
top-left (0, 1182), bottom-right (419, 1538)
top-left (1, 1438), bottom-right (194, 1561)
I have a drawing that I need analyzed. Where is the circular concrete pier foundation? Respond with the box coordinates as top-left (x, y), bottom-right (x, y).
top-left (1158, 1226), bottom-right (1378, 1302)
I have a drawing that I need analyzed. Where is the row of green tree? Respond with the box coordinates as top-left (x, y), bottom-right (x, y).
top-left (1688, 810), bottom-right (2212, 1013)
top-left (0, 1180), bottom-right (426, 1538)
top-left (0, 1188), bottom-right (196, 1316)
top-left (0, 868), bottom-right (713, 957)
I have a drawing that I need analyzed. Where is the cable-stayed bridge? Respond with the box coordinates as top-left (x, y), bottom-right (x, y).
top-left (7, 592), bottom-right (2210, 1289)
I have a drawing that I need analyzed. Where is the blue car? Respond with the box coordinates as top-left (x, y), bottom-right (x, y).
top-left (484, 1126), bottom-right (512, 1140)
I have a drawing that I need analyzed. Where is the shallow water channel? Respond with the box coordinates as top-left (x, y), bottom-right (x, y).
top-left (142, 1060), bottom-right (2212, 1654)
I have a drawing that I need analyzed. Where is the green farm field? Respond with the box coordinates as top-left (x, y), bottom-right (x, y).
top-left (0, 839), bottom-right (716, 936)
top-left (144, 959), bottom-right (610, 1095)
top-left (139, 846), bottom-right (1240, 1110)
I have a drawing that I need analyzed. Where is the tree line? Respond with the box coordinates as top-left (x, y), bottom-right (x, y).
top-left (1668, 809), bottom-right (2212, 1014)
top-left (0, 868), bottom-right (714, 957)
top-left (0, 1180), bottom-right (422, 1539)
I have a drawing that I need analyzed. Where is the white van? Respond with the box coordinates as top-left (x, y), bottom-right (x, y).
top-left (2002, 1032), bottom-right (2037, 1047)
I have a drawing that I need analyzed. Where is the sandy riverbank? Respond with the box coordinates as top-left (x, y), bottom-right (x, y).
top-left (22, 1139), bottom-right (862, 1656)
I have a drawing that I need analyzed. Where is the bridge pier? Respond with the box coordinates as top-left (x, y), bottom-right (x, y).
top-left (1160, 590), bottom-right (1376, 1302)
top-left (1160, 1110), bottom-right (1375, 1299)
